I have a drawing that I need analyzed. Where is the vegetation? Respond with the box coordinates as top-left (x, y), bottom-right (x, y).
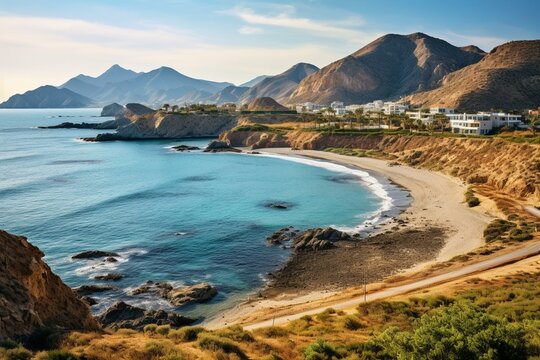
top-left (465, 187), bottom-right (481, 207)
top-left (324, 147), bottom-right (396, 160)
top-left (4, 271), bottom-right (540, 359)
top-left (483, 219), bottom-right (535, 243)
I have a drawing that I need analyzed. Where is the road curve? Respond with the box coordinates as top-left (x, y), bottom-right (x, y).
top-left (243, 241), bottom-right (540, 330)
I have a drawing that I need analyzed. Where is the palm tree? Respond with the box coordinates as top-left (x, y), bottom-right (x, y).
top-left (434, 113), bottom-right (449, 132)
top-left (531, 115), bottom-right (540, 135)
top-left (427, 121), bottom-right (435, 135)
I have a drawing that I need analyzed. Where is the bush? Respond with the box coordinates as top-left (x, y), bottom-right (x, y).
top-left (257, 326), bottom-right (289, 338)
top-left (4, 347), bottom-right (32, 360)
top-left (214, 325), bottom-right (254, 342)
top-left (198, 334), bottom-right (247, 359)
top-left (508, 228), bottom-right (533, 242)
top-left (0, 340), bottom-right (20, 350)
top-left (484, 219), bottom-right (516, 242)
top-left (168, 326), bottom-right (205, 342)
top-left (465, 188), bottom-right (480, 207)
top-left (143, 324), bottom-right (158, 334)
top-left (368, 302), bottom-right (527, 359)
top-left (303, 339), bottom-right (339, 360)
top-left (142, 341), bottom-right (167, 358)
top-left (155, 325), bottom-right (171, 336)
top-left (342, 315), bottom-right (363, 330)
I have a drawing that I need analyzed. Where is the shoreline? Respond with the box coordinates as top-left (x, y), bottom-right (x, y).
top-left (203, 147), bottom-right (494, 328)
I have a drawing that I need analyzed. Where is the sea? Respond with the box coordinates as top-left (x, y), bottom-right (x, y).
top-left (0, 108), bottom-right (409, 320)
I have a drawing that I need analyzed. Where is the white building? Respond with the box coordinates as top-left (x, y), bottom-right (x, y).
top-left (295, 102), bottom-right (325, 113)
top-left (345, 104), bottom-right (363, 112)
top-left (406, 110), bottom-right (435, 123)
top-left (448, 112), bottom-right (523, 135)
top-left (383, 102), bottom-right (408, 115)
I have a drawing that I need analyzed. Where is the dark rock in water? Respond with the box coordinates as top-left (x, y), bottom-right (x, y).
top-left (204, 140), bottom-right (241, 153)
top-left (132, 281), bottom-right (217, 307)
top-left (167, 282), bottom-right (218, 306)
top-left (73, 284), bottom-right (116, 296)
top-left (266, 202), bottom-right (292, 210)
top-left (267, 226), bottom-right (300, 245)
top-left (291, 227), bottom-right (353, 251)
top-left (81, 133), bottom-right (128, 142)
top-left (101, 103), bottom-right (124, 117)
top-left (38, 122), bottom-right (114, 130)
top-left (105, 257), bottom-right (118, 263)
top-left (94, 273), bottom-right (123, 281)
top-left (96, 301), bottom-right (196, 330)
top-left (72, 250), bottom-right (119, 259)
top-left (80, 296), bottom-right (98, 306)
top-left (172, 145), bottom-right (201, 152)
top-left (132, 281), bottom-right (173, 296)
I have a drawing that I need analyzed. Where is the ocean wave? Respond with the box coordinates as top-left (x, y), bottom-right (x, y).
top-left (250, 152), bottom-right (394, 233)
top-left (72, 248), bottom-right (148, 277)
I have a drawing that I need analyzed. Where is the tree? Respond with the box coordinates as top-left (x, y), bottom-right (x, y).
top-left (162, 103), bottom-right (170, 112)
top-left (355, 108), bottom-right (367, 129)
top-left (367, 302), bottom-right (527, 360)
top-left (171, 105), bottom-right (179, 113)
top-left (434, 113), bottom-right (450, 132)
top-left (530, 115), bottom-right (540, 135)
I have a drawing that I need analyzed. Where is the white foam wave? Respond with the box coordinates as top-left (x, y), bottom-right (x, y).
top-left (72, 248), bottom-right (148, 277)
top-left (250, 152), bottom-right (394, 233)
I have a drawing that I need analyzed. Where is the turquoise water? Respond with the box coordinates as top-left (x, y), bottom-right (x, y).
top-left (0, 108), bottom-right (404, 319)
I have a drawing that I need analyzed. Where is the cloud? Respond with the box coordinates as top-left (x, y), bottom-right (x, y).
top-left (222, 6), bottom-right (373, 43)
top-left (0, 14), bottom-right (354, 101)
top-left (238, 26), bottom-right (264, 35)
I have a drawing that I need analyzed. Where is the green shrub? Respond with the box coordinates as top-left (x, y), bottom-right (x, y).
top-left (214, 325), bottom-right (254, 342)
top-left (198, 334), bottom-right (247, 359)
top-left (465, 188), bottom-right (481, 207)
top-left (143, 324), bottom-right (158, 334)
top-left (142, 341), bottom-right (167, 358)
top-left (4, 347), bottom-right (32, 360)
top-left (168, 326), bottom-right (205, 342)
top-left (0, 340), bottom-right (20, 350)
top-left (342, 315), bottom-right (363, 330)
top-left (155, 325), bottom-right (171, 336)
top-left (368, 302), bottom-right (527, 359)
top-left (233, 124), bottom-right (271, 132)
top-left (508, 228), bottom-right (533, 242)
top-left (257, 326), bottom-right (290, 338)
top-left (484, 219), bottom-right (517, 242)
top-left (303, 339), bottom-right (339, 360)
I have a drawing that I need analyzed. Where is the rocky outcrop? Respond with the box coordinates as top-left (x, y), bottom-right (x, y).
top-left (0, 230), bottom-right (99, 340)
top-left (132, 281), bottom-right (218, 307)
top-left (172, 145), bottom-right (201, 151)
top-left (204, 140), bottom-right (242, 153)
top-left (72, 250), bottom-right (119, 259)
top-left (124, 103), bottom-right (155, 117)
top-left (220, 130), bottom-right (540, 202)
top-left (266, 226), bottom-right (300, 245)
top-left (96, 301), bottom-right (195, 330)
top-left (73, 285), bottom-right (116, 296)
top-left (219, 130), bottom-right (289, 149)
top-left (94, 273), bottom-right (123, 281)
top-left (246, 97), bottom-right (291, 112)
top-left (101, 103), bottom-right (125, 117)
top-left (291, 227), bottom-right (354, 251)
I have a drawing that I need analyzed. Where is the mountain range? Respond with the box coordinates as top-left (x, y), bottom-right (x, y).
top-left (1, 32), bottom-right (538, 110)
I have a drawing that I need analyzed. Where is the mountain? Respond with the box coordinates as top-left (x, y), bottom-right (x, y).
top-left (288, 32), bottom-right (486, 105)
top-left (240, 75), bottom-right (271, 88)
top-left (0, 85), bottom-right (93, 108)
top-left (61, 64), bottom-right (139, 98)
top-left (208, 85), bottom-right (250, 104)
top-left (240, 63), bottom-right (319, 104)
top-left (88, 66), bottom-right (232, 106)
top-left (406, 40), bottom-right (540, 111)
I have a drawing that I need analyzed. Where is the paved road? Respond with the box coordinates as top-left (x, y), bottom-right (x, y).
top-left (244, 241), bottom-right (540, 330)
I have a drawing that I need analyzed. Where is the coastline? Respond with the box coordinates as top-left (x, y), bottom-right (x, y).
top-left (203, 147), bottom-right (494, 328)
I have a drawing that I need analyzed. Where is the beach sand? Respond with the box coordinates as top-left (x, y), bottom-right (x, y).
top-left (204, 148), bottom-right (494, 328)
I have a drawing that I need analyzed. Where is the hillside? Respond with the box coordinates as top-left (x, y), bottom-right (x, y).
top-left (288, 32), bottom-right (485, 105)
top-left (246, 97), bottom-right (290, 112)
top-left (0, 230), bottom-right (98, 340)
top-left (208, 85), bottom-right (249, 104)
top-left (0, 85), bottom-right (93, 108)
top-left (239, 75), bottom-right (270, 87)
top-left (240, 63), bottom-right (319, 103)
top-left (407, 40), bottom-right (540, 110)
top-left (61, 64), bottom-right (140, 98)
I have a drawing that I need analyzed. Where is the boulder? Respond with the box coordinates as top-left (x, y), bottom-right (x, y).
top-left (132, 281), bottom-right (173, 296)
top-left (96, 301), bottom-right (195, 330)
top-left (0, 230), bottom-right (99, 340)
top-left (204, 140), bottom-right (242, 153)
top-left (101, 103), bottom-right (125, 117)
top-left (80, 296), bottom-right (98, 306)
top-left (72, 250), bottom-right (119, 260)
top-left (172, 145), bottom-right (201, 152)
top-left (73, 284), bottom-right (116, 296)
top-left (167, 283), bottom-right (218, 306)
top-left (291, 227), bottom-right (354, 251)
top-left (266, 226), bottom-right (300, 245)
top-left (94, 273), bottom-right (123, 281)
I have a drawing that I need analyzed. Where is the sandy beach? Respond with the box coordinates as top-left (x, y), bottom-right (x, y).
top-left (204, 148), bottom-right (495, 328)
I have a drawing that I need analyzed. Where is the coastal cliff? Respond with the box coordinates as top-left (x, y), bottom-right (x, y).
top-left (0, 230), bottom-right (99, 340)
top-left (221, 130), bottom-right (540, 202)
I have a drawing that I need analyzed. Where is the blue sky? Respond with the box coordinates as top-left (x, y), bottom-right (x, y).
top-left (0, 0), bottom-right (539, 101)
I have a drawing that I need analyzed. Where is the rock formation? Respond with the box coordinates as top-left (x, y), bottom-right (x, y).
top-left (101, 103), bottom-right (125, 117)
top-left (96, 301), bottom-right (195, 330)
top-left (291, 227), bottom-right (354, 251)
top-left (246, 97), bottom-right (291, 112)
top-left (131, 281), bottom-right (218, 307)
top-left (0, 230), bottom-right (98, 340)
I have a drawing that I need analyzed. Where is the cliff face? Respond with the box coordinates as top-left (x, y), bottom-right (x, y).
top-left (222, 130), bottom-right (540, 202)
top-left (0, 230), bottom-right (98, 340)
top-left (407, 40), bottom-right (540, 111)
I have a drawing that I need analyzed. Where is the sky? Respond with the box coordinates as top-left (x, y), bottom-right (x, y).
top-left (0, 0), bottom-right (539, 101)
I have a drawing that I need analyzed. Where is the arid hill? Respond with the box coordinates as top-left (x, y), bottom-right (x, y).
top-left (0, 230), bottom-right (98, 340)
top-left (407, 40), bottom-right (540, 110)
top-left (246, 97), bottom-right (290, 112)
top-left (288, 32), bottom-right (485, 105)
top-left (240, 63), bottom-right (319, 103)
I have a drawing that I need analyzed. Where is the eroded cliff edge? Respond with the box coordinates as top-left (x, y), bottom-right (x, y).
top-left (0, 230), bottom-right (99, 340)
